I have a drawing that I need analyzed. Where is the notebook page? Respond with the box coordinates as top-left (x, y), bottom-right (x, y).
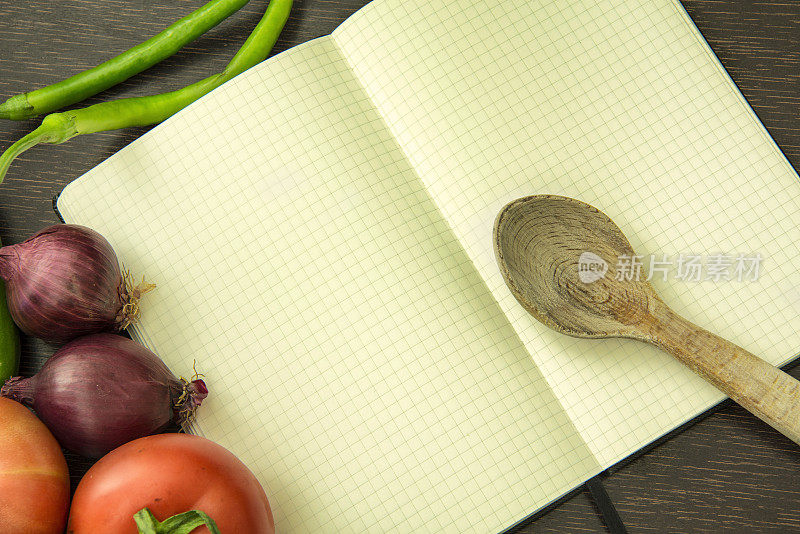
top-left (333, 0), bottom-right (800, 467)
top-left (57, 37), bottom-right (600, 532)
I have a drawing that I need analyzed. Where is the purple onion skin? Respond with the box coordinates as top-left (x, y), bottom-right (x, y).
top-left (0, 224), bottom-right (125, 344)
top-left (0, 333), bottom-right (207, 458)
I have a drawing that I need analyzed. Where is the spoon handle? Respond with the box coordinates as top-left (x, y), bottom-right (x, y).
top-left (650, 306), bottom-right (800, 445)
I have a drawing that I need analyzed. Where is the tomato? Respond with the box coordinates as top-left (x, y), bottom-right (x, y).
top-left (67, 433), bottom-right (275, 534)
top-left (0, 397), bottom-right (70, 534)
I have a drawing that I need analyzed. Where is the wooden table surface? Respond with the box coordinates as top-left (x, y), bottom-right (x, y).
top-left (1, 1), bottom-right (799, 532)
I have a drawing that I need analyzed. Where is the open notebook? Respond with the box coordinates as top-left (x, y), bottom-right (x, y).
top-left (56, 0), bottom-right (800, 531)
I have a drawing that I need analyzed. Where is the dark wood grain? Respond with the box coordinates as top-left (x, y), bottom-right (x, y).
top-left (1, 1), bottom-right (799, 532)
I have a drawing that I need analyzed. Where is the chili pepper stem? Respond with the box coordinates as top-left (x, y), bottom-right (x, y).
top-left (0, 115), bottom-right (78, 182)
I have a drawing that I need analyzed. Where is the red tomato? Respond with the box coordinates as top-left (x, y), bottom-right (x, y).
top-left (0, 397), bottom-right (70, 534)
top-left (67, 433), bottom-right (274, 534)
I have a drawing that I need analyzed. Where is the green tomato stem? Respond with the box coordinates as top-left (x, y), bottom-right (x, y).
top-left (0, 0), bottom-right (250, 120)
top-left (134, 507), bottom-right (222, 534)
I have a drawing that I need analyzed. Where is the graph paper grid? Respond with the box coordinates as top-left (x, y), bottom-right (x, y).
top-left (334, 0), bottom-right (800, 467)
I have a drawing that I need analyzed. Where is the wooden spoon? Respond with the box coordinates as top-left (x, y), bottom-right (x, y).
top-left (494, 194), bottom-right (800, 445)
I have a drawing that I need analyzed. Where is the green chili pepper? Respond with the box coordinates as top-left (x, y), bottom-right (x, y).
top-left (0, 0), bottom-right (250, 121)
top-left (0, 0), bottom-right (292, 184)
top-left (0, 236), bottom-right (20, 385)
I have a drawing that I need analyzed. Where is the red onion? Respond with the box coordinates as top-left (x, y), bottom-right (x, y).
top-left (0, 224), bottom-right (153, 344)
top-left (0, 333), bottom-right (207, 457)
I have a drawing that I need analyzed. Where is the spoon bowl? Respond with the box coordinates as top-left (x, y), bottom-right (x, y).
top-left (494, 195), bottom-right (658, 340)
top-left (494, 194), bottom-right (800, 446)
